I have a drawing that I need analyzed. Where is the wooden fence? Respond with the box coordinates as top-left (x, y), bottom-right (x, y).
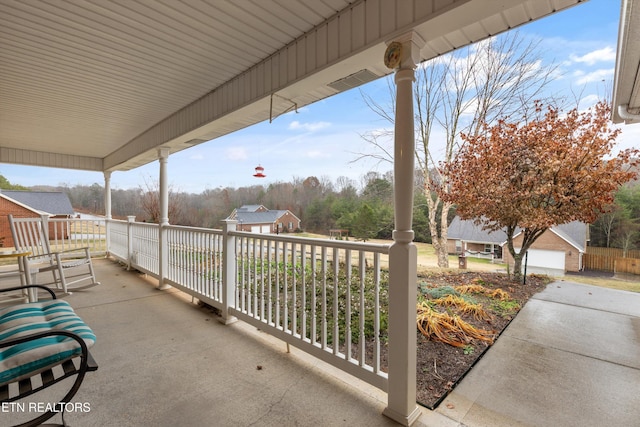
top-left (615, 258), bottom-right (640, 275)
top-left (585, 247), bottom-right (640, 258)
top-left (583, 247), bottom-right (640, 274)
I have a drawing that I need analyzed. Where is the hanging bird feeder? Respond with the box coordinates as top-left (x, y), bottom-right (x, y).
top-left (253, 165), bottom-right (266, 178)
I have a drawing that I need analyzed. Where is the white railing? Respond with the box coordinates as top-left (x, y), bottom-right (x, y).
top-left (108, 218), bottom-right (159, 276)
top-left (105, 219), bottom-right (390, 391)
top-left (130, 222), bottom-right (160, 276)
top-left (230, 230), bottom-right (389, 390)
top-left (8, 214), bottom-right (399, 406)
top-left (47, 217), bottom-right (107, 256)
top-left (107, 219), bottom-right (128, 261)
top-left (165, 225), bottom-right (224, 307)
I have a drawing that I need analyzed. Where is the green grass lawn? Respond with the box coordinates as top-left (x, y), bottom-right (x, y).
top-left (558, 274), bottom-right (640, 293)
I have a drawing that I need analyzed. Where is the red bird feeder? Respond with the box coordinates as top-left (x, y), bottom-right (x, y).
top-left (253, 165), bottom-right (266, 178)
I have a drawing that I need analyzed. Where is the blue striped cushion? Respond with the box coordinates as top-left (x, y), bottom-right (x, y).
top-left (0, 300), bottom-right (96, 386)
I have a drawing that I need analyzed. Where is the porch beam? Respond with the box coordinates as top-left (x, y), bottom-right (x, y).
top-left (383, 31), bottom-right (424, 427)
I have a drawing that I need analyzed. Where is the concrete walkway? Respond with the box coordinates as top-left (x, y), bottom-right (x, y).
top-left (2, 260), bottom-right (639, 426)
top-left (436, 280), bottom-right (640, 427)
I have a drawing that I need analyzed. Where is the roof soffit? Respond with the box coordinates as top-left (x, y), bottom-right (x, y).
top-left (0, 0), bottom-right (585, 172)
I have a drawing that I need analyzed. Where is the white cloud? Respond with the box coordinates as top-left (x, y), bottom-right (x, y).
top-left (288, 120), bottom-right (331, 132)
top-left (577, 94), bottom-right (601, 111)
top-left (570, 46), bottom-right (616, 65)
top-left (574, 68), bottom-right (614, 85)
top-left (305, 150), bottom-right (331, 159)
top-left (225, 146), bottom-right (248, 160)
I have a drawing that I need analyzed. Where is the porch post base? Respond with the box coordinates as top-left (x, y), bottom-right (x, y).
top-left (158, 282), bottom-right (172, 290)
top-left (382, 406), bottom-right (421, 426)
top-left (218, 315), bottom-right (238, 325)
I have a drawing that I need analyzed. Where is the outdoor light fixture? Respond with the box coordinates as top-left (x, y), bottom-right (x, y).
top-left (253, 165), bottom-right (266, 178)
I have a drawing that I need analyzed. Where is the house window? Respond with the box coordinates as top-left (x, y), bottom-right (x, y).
top-left (455, 240), bottom-right (462, 253)
top-left (288, 222), bottom-right (293, 230)
top-left (484, 244), bottom-right (493, 254)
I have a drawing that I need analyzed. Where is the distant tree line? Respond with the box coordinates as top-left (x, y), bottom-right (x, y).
top-left (590, 179), bottom-right (640, 252)
top-left (0, 168), bottom-right (637, 249)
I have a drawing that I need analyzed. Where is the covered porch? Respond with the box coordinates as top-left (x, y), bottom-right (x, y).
top-left (2, 257), bottom-right (450, 427)
top-left (3, 0), bottom-right (630, 425)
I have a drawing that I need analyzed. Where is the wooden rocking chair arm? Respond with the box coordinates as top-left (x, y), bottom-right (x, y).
top-left (49, 247), bottom-right (91, 256)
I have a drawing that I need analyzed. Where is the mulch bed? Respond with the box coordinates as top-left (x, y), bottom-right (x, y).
top-left (412, 271), bottom-right (551, 409)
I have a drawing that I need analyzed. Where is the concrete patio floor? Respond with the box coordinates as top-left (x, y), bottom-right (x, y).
top-left (2, 258), bottom-right (639, 426)
top-left (1, 258), bottom-right (453, 427)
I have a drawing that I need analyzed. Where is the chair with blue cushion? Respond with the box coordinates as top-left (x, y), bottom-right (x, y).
top-left (0, 285), bottom-right (97, 427)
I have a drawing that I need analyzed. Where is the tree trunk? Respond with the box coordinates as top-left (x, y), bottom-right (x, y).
top-left (512, 252), bottom-right (524, 282)
top-left (425, 188), bottom-right (451, 268)
top-left (433, 235), bottom-right (449, 267)
top-left (436, 200), bottom-right (452, 268)
top-left (506, 227), bottom-right (547, 283)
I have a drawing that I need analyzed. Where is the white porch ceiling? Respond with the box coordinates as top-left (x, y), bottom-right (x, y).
top-left (0, 0), bottom-right (585, 173)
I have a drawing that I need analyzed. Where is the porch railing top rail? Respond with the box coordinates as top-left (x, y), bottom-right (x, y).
top-left (229, 230), bottom-right (390, 254)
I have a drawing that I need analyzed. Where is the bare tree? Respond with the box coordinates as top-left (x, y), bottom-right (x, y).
top-left (139, 176), bottom-right (184, 224)
top-left (357, 31), bottom-right (559, 267)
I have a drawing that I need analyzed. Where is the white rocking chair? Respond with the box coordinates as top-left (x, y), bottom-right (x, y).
top-left (8, 214), bottom-right (100, 294)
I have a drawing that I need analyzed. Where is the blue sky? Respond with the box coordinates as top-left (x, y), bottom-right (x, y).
top-left (2, 0), bottom-right (633, 194)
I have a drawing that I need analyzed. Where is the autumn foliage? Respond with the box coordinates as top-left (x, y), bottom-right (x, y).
top-left (441, 101), bottom-right (640, 278)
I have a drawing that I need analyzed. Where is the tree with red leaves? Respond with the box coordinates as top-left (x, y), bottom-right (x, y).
top-left (442, 101), bottom-right (640, 280)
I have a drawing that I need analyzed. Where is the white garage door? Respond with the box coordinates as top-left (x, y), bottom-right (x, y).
top-left (518, 248), bottom-right (565, 276)
top-left (250, 225), bottom-right (272, 233)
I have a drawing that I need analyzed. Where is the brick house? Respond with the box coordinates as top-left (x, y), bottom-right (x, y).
top-left (447, 216), bottom-right (506, 261)
top-left (503, 221), bottom-right (588, 276)
top-left (0, 190), bottom-right (75, 247)
top-left (226, 205), bottom-right (301, 233)
top-left (447, 216), bottom-right (588, 276)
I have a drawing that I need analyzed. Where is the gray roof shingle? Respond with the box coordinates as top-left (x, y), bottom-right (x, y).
top-left (447, 217), bottom-right (507, 244)
top-left (234, 210), bottom-right (289, 224)
top-left (448, 216), bottom-right (588, 252)
top-left (1, 190), bottom-right (75, 215)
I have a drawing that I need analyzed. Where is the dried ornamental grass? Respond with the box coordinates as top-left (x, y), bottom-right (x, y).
top-left (488, 289), bottom-right (511, 301)
top-left (455, 284), bottom-right (488, 295)
top-left (455, 284), bottom-right (513, 302)
top-left (416, 302), bottom-right (496, 347)
top-left (432, 295), bottom-right (492, 321)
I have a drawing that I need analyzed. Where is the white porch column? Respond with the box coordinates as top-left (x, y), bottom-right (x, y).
top-left (158, 147), bottom-right (171, 290)
top-left (158, 147), bottom-right (170, 226)
top-left (382, 32), bottom-right (424, 427)
top-left (104, 171), bottom-right (112, 257)
top-left (103, 171), bottom-right (112, 220)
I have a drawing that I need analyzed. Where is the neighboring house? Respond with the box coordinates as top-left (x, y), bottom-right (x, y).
top-left (447, 216), bottom-right (505, 261)
top-left (227, 205), bottom-right (301, 234)
top-left (447, 216), bottom-right (589, 276)
top-left (504, 221), bottom-right (588, 276)
top-left (0, 190), bottom-right (75, 247)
